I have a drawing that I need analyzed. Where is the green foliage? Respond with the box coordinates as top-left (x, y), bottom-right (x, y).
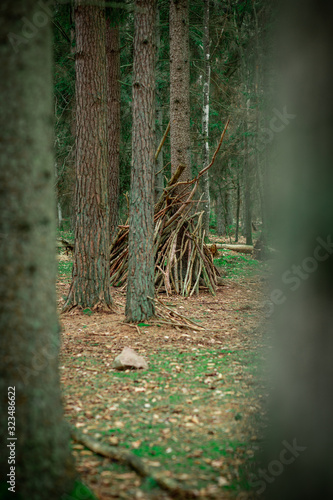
top-left (65, 480), bottom-right (98, 500)
top-left (57, 228), bottom-right (74, 242)
top-left (57, 260), bottom-right (73, 279)
top-left (141, 477), bottom-right (159, 492)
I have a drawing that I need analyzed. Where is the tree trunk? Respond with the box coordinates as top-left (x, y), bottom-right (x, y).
top-left (170, 0), bottom-right (191, 189)
top-left (0, 1), bottom-right (76, 497)
top-left (58, 202), bottom-right (63, 229)
top-left (235, 173), bottom-right (241, 242)
top-left (65, 1), bottom-right (112, 311)
top-left (216, 190), bottom-right (225, 236)
top-left (155, 4), bottom-right (164, 202)
top-left (201, 0), bottom-right (211, 237)
top-left (155, 104), bottom-right (165, 200)
top-left (225, 162), bottom-right (234, 228)
top-left (263, 2), bottom-right (333, 499)
top-left (225, 189), bottom-right (233, 229)
top-left (243, 97), bottom-right (253, 245)
top-left (106, 22), bottom-right (120, 242)
top-left (125, 0), bottom-right (156, 323)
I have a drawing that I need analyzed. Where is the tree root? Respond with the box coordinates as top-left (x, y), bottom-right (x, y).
top-left (71, 427), bottom-right (198, 499)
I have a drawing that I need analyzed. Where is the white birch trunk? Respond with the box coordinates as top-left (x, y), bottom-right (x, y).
top-left (202, 0), bottom-right (211, 237)
top-left (57, 202), bottom-right (63, 229)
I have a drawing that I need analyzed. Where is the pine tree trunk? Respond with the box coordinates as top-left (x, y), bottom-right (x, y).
top-left (216, 190), bottom-right (225, 236)
top-left (106, 22), bottom-right (120, 242)
top-left (65, 1), bottom-right (112, 311)
top-left (155, 103), bottom-right (165, 200)
top-left (155, 4), bottom-right (164, 202)
top-left (243, 97), bottom-right (253, 245)
top-left (0, 1), bottom-right (76, 497)
top-left (201, 0), bottom-right (211, 237)
top-left (125, 0), bottom-right (156, 323)
top-left (225, 189), bottom-right (233, 228)
top-left (261, 31), bottom-right (270, 235)
top-left (235, 174), bottom-right (241, 242)
top-left (170, 0), bottom-right (191, 189)
top-left (225, 162), bottom-right (234, 228)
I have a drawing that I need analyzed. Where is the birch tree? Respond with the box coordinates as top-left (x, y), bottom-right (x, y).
top-left (202, 0), bottom-right (211, 236)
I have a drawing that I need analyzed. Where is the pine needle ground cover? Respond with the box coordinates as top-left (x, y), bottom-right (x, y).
top-left (57, 252), bottom-right (268, 499)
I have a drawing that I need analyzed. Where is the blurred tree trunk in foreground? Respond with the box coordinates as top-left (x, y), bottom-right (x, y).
top-left (264, 1), bottom-right (333, 499)
top-left (0, 0), bottom-right (76, 497)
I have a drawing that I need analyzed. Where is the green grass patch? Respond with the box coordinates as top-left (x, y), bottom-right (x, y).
top-left (66, 480), bottom-right (98, 500)
top-left (64, 337), bottom-right (264, 497)
top-left (57, 227), bottom-right (74, 242)
top-left (58, 260), bottom-right (73, 278)
top-left (214, 252), bottom-right (260, 280)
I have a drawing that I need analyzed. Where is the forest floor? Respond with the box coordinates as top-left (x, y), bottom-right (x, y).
top-left (57, 236), bottom-right (271, 500)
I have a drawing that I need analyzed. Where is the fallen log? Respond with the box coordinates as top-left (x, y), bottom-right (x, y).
top-left (208, 243), bottom-right (277, 256)
top-left (218, 244), bottom-right (253, 254)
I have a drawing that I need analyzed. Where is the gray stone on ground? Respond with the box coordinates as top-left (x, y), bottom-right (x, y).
top-left (112, 347), bottom-right (148, 371)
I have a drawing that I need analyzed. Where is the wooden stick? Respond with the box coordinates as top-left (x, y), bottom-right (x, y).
top-left (152, 297), bottom-right (205, 329)
top-left (155, 121), bottom-right (170, 161)
top-left (155, 161), bottom-right (170, 176)
top-left (169, 119), bottom-right (230, 191)
top-left (155, 163), bottom-right (186, 212)
top-left (197, 118), bottom-right (230, 180)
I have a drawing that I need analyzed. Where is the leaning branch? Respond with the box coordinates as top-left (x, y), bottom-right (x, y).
top-left (171, 118), bottom-right (230, 190)
top-left (155, 121), bottom-right (170, 161)
top-left (197, 118), bottom-right (230, 180)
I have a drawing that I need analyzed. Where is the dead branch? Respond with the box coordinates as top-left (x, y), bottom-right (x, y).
top-left (155, 121), bottom-right (170, 161)
top-left (148, 297), bottom-right (205, 330)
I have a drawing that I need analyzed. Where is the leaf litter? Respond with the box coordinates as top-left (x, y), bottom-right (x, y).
top-left (58, 253), bottom-right (269, 500)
